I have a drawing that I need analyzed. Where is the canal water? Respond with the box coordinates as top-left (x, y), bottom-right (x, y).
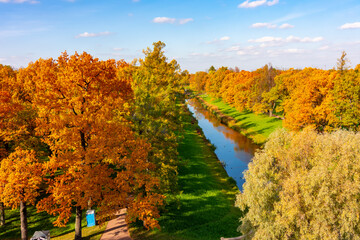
top-left (186, 98), bottom-right (259, 190)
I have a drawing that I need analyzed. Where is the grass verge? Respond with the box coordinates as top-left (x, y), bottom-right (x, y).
top-left (0, 207), bottom-right (106, 240)
top-left (130, 104), bottom-right (242, 240)
top-left (200, 95), bottom-right (283, 144)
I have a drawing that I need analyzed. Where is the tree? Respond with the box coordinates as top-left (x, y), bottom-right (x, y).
top-left (331, 67), bottom-right (360, 130)
top-left (0, 148), bottom-right (43, 240)
top-left (237, 128), bottom-right (360, 239)
top-left (337, 51), bottom-right (350, 73)
top-left (280, 68), bottom-right (337, 131)
top-left (208, 65), bottom-right (216, 72)
top-left (19, 52), bottom-right (164, 239)
top-left (189, 71), bottom-right (208, 93)
top-left (130, 41), bottom-right (183, 193)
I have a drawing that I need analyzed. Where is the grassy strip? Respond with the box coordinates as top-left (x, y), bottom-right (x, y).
top-left (0, 207), bottom-right (106, 240)
top-left (130, 104), bottom-right (242, 240)
top-left (199, 95), bottom-right (283, 144)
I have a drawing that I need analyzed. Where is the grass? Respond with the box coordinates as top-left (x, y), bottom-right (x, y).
top-left (200, 95), bottom-right (283, 144)
top-left (130, 104), bottom-right (242, 240)
top-left (0, 207), bottom-right (107, 240)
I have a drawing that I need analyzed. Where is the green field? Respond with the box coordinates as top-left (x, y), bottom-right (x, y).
top-left (0, 207), bottom-right (106, 240)
top-left (130, 105), bottom-right (242, 240)
top-left (201, 95), bottom-right (283, 144)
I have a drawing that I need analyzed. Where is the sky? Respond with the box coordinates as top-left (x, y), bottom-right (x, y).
top-left (1, 0), bottom-right (360, 73)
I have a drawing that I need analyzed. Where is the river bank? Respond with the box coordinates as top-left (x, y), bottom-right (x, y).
top-left (194, 95), bottom-right (283, 145)
top-left (130, 102), bottom-right (242, 240)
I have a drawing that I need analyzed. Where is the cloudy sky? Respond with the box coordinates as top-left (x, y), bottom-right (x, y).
top-left (1, 0), bottom-right (360, 72)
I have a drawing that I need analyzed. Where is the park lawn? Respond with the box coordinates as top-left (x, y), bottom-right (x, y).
top-left (0, 207), bottom-right (106, 240)
top-left (201, 95), bottom-right (283, 144)
top-left (130, 104), bottom-right (242, 240)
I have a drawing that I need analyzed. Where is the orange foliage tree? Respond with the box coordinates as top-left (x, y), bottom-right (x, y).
top-left (18, 52), bottom-right (164, 240)
top-left (280, 68), bottom-right (338, 131)
top-left (0, 148), bottom-right (43, 240)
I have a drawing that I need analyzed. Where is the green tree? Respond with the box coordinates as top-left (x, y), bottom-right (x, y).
top-left (130, 41), bottom-right (183, 193)
top-left (237, 128), bottom-right (360, 239)
top-left (208, 65), bottom-right (216, 72)
top-left (331, 68), bottom-right (360, 130)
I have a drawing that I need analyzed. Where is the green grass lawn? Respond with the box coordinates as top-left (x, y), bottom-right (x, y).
top-left (201, 95), bottom-right (283, 144)
top-left (0, 207), bottom-right (106, 240)
top-left (130, 105), bottom-right (242, 240)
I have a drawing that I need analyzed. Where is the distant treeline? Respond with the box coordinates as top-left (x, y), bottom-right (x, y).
top-left (189, 52), bottom-right (360, 131)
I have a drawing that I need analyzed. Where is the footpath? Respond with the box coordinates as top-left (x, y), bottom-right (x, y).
top-left (100, 209), bottom-right (131, 240)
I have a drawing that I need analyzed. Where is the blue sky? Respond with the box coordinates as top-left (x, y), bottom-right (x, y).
top-left (1, 0), bottom-right (360, 72)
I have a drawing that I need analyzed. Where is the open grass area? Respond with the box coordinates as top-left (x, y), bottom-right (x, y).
top-left (201, 95), bottom-right (283, 144)
top-left (0, 207), bottom-right (106, 240)
top-left (130, 104), bottom-right (242, 240)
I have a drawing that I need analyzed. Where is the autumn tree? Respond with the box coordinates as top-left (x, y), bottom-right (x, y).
top-left (129, 41), bottom-right (183, 193)
top-left (0, 64), bottom-right (16, 226)
top-left (0, 64), bottom-right (43, 229)
top-left (331, 52), bottom-right (360, 130)
top-left (18, 52), bottom-right (164, 240)
top-left (0, 148), bottom-right (43, 240)
top-left (280, 68), bottom-right (337, 131)
top-left (189, 71), bottom-right (208, 93)
top-left (205, 66), bottom-right (230, 98)
top-left (237, 128), bottom-right (360, 239)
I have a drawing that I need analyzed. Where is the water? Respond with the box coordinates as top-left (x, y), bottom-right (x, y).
top-left (186, 98), bottom-right (259, 190)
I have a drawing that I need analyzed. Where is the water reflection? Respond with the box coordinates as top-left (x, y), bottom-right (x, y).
top-left (187, 98), bottom-right (259, 190)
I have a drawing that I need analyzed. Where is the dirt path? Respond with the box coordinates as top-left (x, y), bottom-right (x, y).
top-left (100, 209), bottom-right (132, 240)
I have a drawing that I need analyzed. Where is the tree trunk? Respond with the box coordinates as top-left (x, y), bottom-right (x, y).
top-left (75, 206), bottom-right (82, 240)
top-left (20, 201), bottom-right (28, 240)
top-left (0, 202), bottom-right (5, 226)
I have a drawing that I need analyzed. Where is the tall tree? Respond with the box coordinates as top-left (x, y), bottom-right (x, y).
top-left (0, 148), bottom-right (43, 240)
top-left (130, 41), bottom-right (183, 193)
top-left (19, 52), bottom-right (164, 239)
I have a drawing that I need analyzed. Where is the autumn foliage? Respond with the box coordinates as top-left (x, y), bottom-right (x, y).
top-left (0, 46), bottom-right (185, 239)
top-left (189, 53), bottom-right (360, 131)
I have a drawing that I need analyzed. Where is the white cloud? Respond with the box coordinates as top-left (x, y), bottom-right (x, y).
top-left (237, 51), bottom-right (246, 55)
top-left (113, 48), bottom-right (123, 51)
top-left (207, 36), bottom-right (231, 44)
top-left (0, 58), bottom-right (6, 63)
top-left (250, 36), bottom-right (282, 43)
top-left (249, 35), bottom-right (323, 45)
top-left (279, 23), bottom-right (294, 29)
top-left (238, 0), bottom-right (279, 8)
top-left (226, 46), bottom-right (241, 51)
top-left (0, 0), bottom-right (39, 3)
top-left (251, 22), bottom-right (277, 28)
top-left (319, 45), bottom-right (329, 50)
top-left (220, 36), bottom-right (230, 41)
top-left (153, 17), bottom-right (176, 24)
top-left (267, 0), bottom-right (279, 6)
top-left (75, 31), bottom-right (112, 38)
top-left (251, 22), bottom-right (294, 29)
top-left (284, 48), bottom-right (304, 53)
top-left (179, 18), bottom-right (194, 25)
top-left (153, 17), bottom-right (193, 25)
top-left (340, 22), bottom-right (360, 30)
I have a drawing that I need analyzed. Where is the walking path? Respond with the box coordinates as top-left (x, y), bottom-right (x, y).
top-left (100, 209), bottom-right (132, 240)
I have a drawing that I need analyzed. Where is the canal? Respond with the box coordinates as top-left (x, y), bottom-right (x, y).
top-left (186, 98), bottom-right (259, 190)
